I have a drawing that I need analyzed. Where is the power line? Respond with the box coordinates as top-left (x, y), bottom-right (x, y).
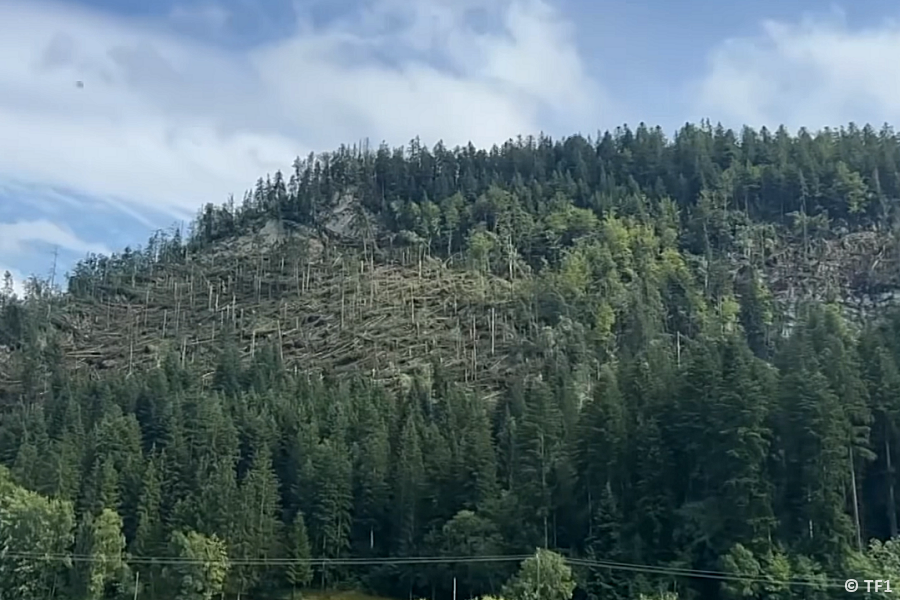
top-left (0, 550), bottom-right (850, 588)
top-left (566, 557), bottom-right (846, 589)
top-left (0, 552), bottom-right (530, 566)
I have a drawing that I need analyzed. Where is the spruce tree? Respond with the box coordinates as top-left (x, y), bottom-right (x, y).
top-left (285, 510), bottom-right (314, 597)
top-left (392, 408), bottom-right (425, 554)
top-left (311, 437), bottom-right (352, 587)
top-left (584, 484), bottom-right (629, 600)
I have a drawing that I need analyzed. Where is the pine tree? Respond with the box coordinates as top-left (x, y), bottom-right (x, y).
top-left (12, 441), bottom-right (39, 489)
top-left (514, 379), bottom-right (564, 549)
top-left (352, 395), bottom-right (391, 554)
top-left (132, 457), bottom-right (166, 599)
top-left (713, 338), bottom-right (775, 548)
top-left (392, 408), bottom-right (425, 554)
top-left (584, 484), bottom-right (629, 600)
top-left (80, 455), bottom-right (120, 516)
top-left (629, 412), bottom-right (673, 564)
top-left (212, 338), bottom-right (243, 397)
top-left (285, 510), bottom-right (314, 597)
top-left (576, 365), bottom-right (625, 537)
top-left (198, 457), bottom-right (238, 542)
top-left (311, 437), bottom-right (352, 587)
top-left (859, 328), bottom-right (900, 539)
top-left (778, 365), bottom-right (854, 558)
top-left (458, 395), bottom-right (499, 510)
top-left (230, 445), bottom-right (281, 597)
top-left (133, 457), bottom-right (164, 555)
top-left (72, 508), bottom-right (129, 600)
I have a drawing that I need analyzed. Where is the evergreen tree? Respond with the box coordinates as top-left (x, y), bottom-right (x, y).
top-left (392, 408), bottom-right (425, 554)
top-left (584, 484), bottom-right (629, 600)
top-left (72, 508), bottom-right (129, 600)
top-left (284, 511), bottom-right (314, 597)
top-left (576, 365), bottom-right (626, 537)
top-left (778, 364), bottom-right (854, 558)
top-left (5, 118), bottom-right (900, 600)
top-left (230, 445), bottom-right (281, 597)
top-left (311, 437), bottom-right (352, 587)
top-left (514, 379), bottom-right (564, 549)
top-left (352, 394), bottom-right (391, 554)
top-left (133, 457), bottom-right (165, 599)
top-left (458, 396), bottom-right (500, 510)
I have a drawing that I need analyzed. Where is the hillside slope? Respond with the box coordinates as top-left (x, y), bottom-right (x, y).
top-left (51, 224), bottom-right (526, 395)
top-left (12, 205), bottom-right (900, 398)
top-left (5, 123), bottom-right (900, 600)
top-left (7, 124), bottom-right (900, 393)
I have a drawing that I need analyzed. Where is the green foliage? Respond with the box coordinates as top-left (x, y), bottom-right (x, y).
top-left (229, 444), bottom-right (282, 595)
top-left (73, 508), bottom-right (129, 600)
top-left (0, 467), bottom-right (76, 600)
top-left (720, 543), bottom-right (827, 600)
top-left (285, 511), bottom-right (314, 590)
top-left (501, 549), bottom-right (576, 600)
top-left (428, 509), bottom-right (505, 597)
top-left (164, 530), bottom-right (230, 600)
top-left (7, 121), bottom-right (900, 600)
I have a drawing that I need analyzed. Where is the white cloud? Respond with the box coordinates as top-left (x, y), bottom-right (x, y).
top-left (695, 10), bottom-right (900, 130)
top-left (0, 219), bottom-right (112, 290)
top-left (0, 0), bottom-right (606, 225)
top-left (0, 219), bottom-right (111, 256)
top-left (0, 265), bottom-right (26, 298)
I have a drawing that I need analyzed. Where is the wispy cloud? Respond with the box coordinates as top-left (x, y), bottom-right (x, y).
top-left (0, 219), bottom-right (111, 257)
top-left (0, 0), bottom-right (611, 283)
top-left (0, 0), bottom-right (607, 222)
top-left (5, 0), bottom-right (900, 288)
top-left (0, 219), bottom-right (112, 293)
top-left (694, 8), bottom-right (900, 130)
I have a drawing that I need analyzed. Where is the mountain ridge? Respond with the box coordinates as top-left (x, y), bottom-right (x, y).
top-left (6, 123), bottom-right (900, 395)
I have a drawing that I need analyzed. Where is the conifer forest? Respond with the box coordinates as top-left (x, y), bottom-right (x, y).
top-left (8, 122), bottom-right (900, 600)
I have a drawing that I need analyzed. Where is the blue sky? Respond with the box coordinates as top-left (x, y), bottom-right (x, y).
top-left (1, 0), bottom-right (899, 295)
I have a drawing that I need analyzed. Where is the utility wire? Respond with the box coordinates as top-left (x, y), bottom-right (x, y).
top-left (0, 552), bottom-right (530, 566)
top-left (566, 557), bottom-right (846, 589)
top-left (0, 550), bottom-right (851, 588)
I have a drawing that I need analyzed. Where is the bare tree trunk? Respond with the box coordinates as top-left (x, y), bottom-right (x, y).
top-left (850, 445), bottom-right (863, 551)
top-left (888, 432), bottom-right (898, 538)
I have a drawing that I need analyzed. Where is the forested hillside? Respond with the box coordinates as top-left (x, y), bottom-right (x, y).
top-left (4, 121), bottom-right (900, 600)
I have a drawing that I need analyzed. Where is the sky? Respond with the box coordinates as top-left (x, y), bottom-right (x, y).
top-left (1, 0), bottom-right (899, 296)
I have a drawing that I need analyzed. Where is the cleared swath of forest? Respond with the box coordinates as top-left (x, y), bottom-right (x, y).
top-left (2, 122), bottom-right (900, 600)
